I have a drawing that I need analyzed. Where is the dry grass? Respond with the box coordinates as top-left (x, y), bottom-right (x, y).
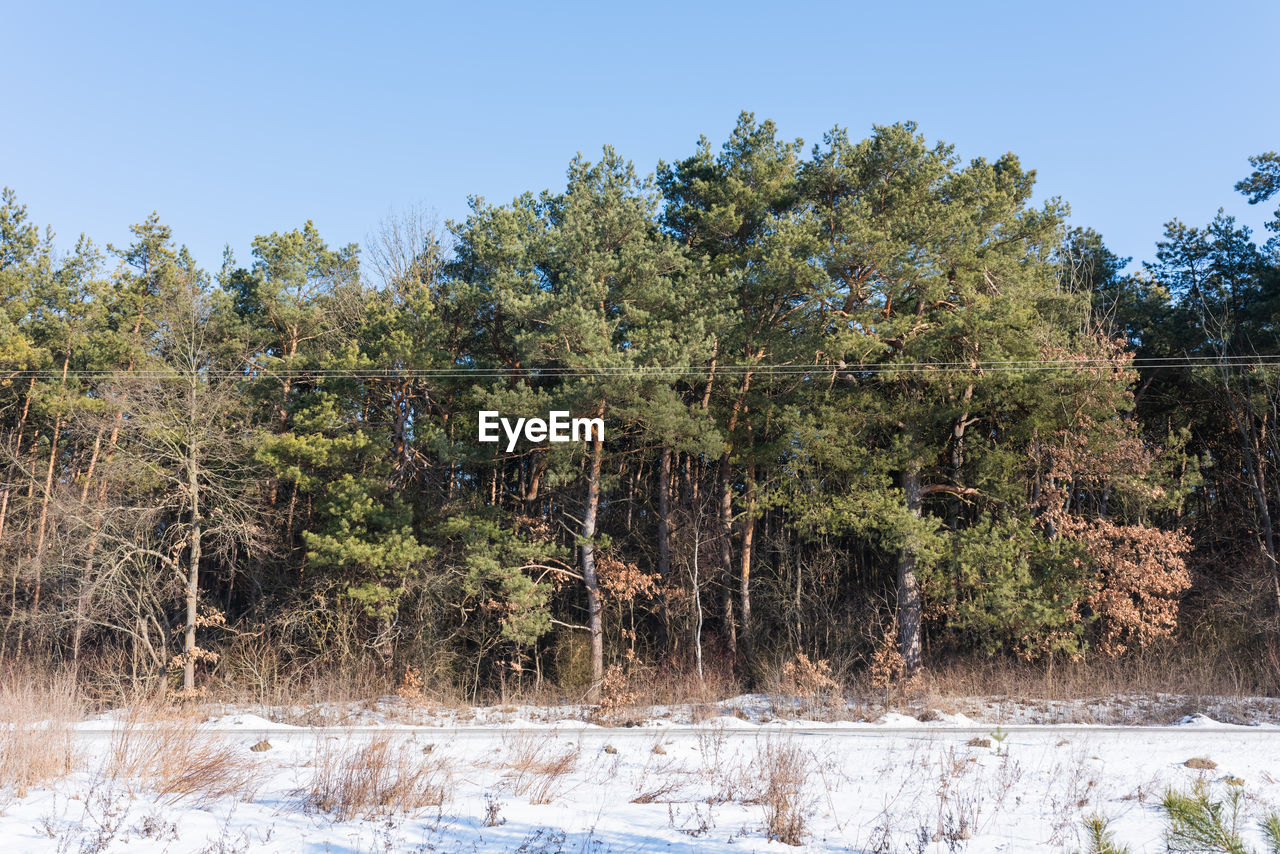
top-left (833, 646), bottom-right (1280, 725)
top-left (301, 736), bottom-right (451, 821)
top-left (632, 778), bottom-right (685, 804)
top-left (212, 659), bottom-right (404, 725)
top-left (9, 641), bottom-right (1270, 740)
top-left (251, 642), bottom-right (1280, 725)
top-left (754, 739), bottom-right (810, 846)
top-left (0, 670), bottom-right (82, 798)
top-left (500, 732), bottom-right (580, 804)
top-left (630, 741), bottom-right (692, 804)
top-left (198, 644), bottom-right (1280, 730)
top-left (103, 704), bottom-right (265, 805)
top-left (918, 647), bottom-right (1264, 703)
top-left (624, 658), bottom-right (742, 710)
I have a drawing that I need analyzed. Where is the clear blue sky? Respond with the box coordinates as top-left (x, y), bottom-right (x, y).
top-left (4, 1), bottom-right (1277, 273)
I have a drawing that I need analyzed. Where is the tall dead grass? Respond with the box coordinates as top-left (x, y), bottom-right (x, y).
top-left (754, 739), bottom-right (810, 846)
top-left (103, 704), bottom-right (264, 804)
top-left (216, 654), bottom-right (400, 713)
top-left (0, 670), bottom-right (81, 798)
top-left (301, 736), bottom-right (452, 821)
top-left (917, 649), bottom-right (1257, 701)
top-left (899, 642), bottom-right (1280, 720)
top-left (500, 732), bottom-right (580, 804)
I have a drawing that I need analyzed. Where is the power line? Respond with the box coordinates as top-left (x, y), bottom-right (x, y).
top-left (5, 354), bottom-right (1280, 379)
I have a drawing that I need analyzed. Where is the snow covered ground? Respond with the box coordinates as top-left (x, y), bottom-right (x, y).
top-left (7, 699), bottom-right (1280, 852)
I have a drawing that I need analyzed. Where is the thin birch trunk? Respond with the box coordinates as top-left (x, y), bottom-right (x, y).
top-left (580, 405), bottom-right (606, 702)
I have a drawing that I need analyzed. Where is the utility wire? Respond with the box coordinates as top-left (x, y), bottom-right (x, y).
top-left (5, 354), bottom-right (1280, 379)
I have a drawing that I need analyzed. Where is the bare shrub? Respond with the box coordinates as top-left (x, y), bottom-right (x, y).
top-left (483, 792), bottom-right (505, 826)
top-left (302, 736), bottom-right (451, 821)
top-left (72, 777), bottom-right (131, 853)
top-left (870, 623), bottom-right (906, 700)
top-left (595, 663), bottom-right (638, 719)
top-left (931, 746), bottom-right (981, 845)
top-left (397, 665), bottom-right (426, 705)
top-left (774, 652), bottom-right (846, 720)
top-left (668, 801), bottom-right (717, 837)
top-left (780, 653), bottom-right (839, 699)
top-left (134, 810), bottom-right (180, 842)
top-left (696, 722), bottom-right (728, 778)
top-left (218, 634), bottom-right (286, 706)
top-left (754, 740), bottom-right (810, 845)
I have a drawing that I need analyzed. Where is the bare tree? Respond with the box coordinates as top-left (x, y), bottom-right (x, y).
top-left (365, 204), bottom-right (444, 293)
top-left (104, 271), bottom-right (270, 691)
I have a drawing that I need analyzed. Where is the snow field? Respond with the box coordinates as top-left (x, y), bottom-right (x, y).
top-left (7, 713), bottom-right (1280, 852)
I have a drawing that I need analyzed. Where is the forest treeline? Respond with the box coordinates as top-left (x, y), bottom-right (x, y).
top-left (3, 115), bottom-right (1280, 700)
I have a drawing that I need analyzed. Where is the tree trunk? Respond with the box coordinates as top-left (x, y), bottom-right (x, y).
top-left (692, 512), bottom-right (704, 683)
top-left (264, 332), bottom-right (300, 510)
top-left (739, 468), bottom-right (756, 674)
top-left (71, 424), bottom-right (106, 665)
top-left (31, 354), bottom-right (71, 615)
top-left (897, 467), bottom-right (923, 677)
top-left (184, 448), bottom-right (201, 692)
top-left (95, 308), bottom-right (146, 504)
top-left (624, 459), bottom-right (636, 530)
top-left (580, 408), bottom-right (605, 702)
top-left (656, 446), bottom-right (672, 647)
top-left (948, 383), bottom-right (973, 530)
top-left (718, 451), bottom-right (737, 660)
top-left (525, 453), bottom-right (546, 503)
top-left (73, 335), bottom-right (144, 662)
top-left (0, 375), bottom-right (37, 551)
top-left (700, 337), bottom-right (718, 411)
top-left (1222, 380), bottom-right (1280, 616)
top-left (718, 368), bottom-right (754, 665)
